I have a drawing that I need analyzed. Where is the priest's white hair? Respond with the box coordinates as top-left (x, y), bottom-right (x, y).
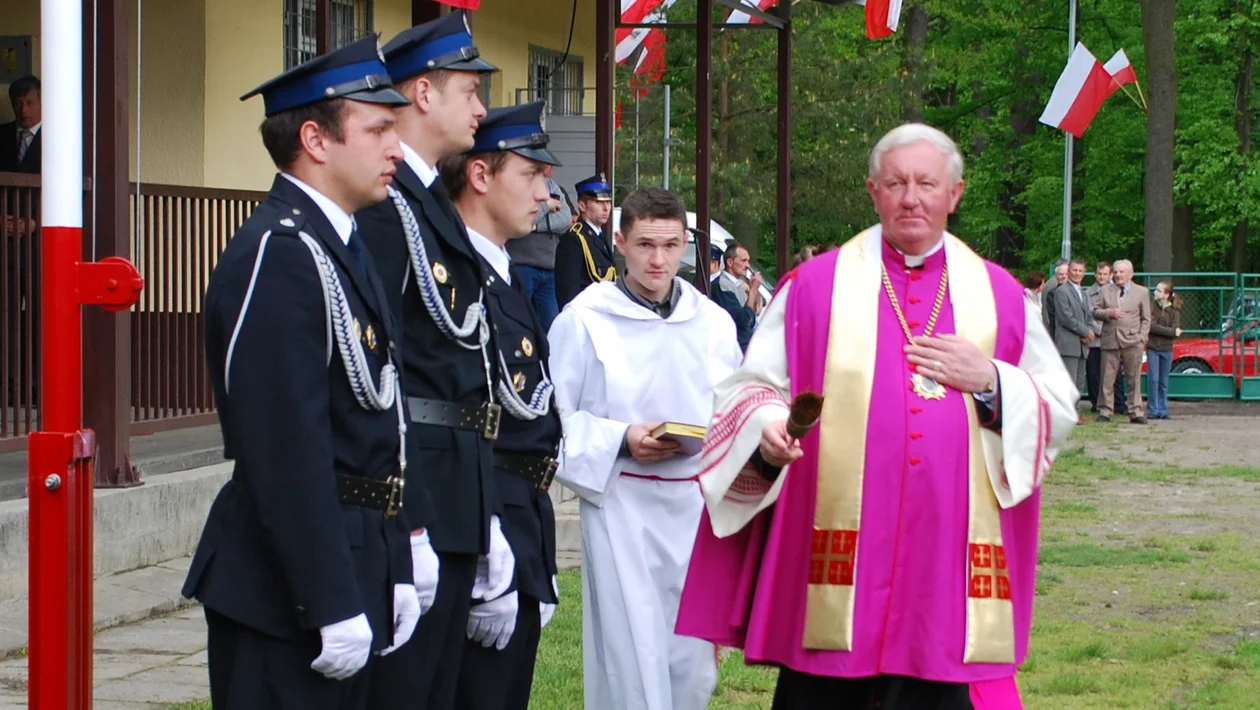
top-left (868, 123), bottom-right (965, 185)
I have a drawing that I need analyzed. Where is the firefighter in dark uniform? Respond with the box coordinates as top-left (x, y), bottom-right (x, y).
top-left (182, 36), bottom-right (424, 709)
top-left (555, 173), bottom-right (617, 310)
top-left (356, 13), bottom-right (517, 710)
top-left (435, 101), bottom-right (563, 710)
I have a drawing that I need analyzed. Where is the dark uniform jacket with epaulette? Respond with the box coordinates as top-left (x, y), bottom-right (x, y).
top-left (356, 160), bottom-right (501, 556)
top-left (555, 219), bottom-right (617, 311)
top-left (183, 176), bottom-right (414, 650)
top-left (481, 258), bottom-right (560, 604)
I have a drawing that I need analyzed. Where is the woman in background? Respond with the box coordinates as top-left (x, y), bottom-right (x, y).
top-left (1023, 271), bottom-right (1047, 324)
top-left (1147, 281), bottom-right (1182, 419)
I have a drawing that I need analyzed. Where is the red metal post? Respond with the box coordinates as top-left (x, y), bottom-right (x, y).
top-left (29, 0), bottom-right (144, 706)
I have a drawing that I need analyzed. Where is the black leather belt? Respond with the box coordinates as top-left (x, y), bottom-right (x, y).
top-left (407, 397), bottom-right (501, 440)
top-left (493, 452), bottom-right (558, 492)
top-left (336, 474), bottom-right (405, 518)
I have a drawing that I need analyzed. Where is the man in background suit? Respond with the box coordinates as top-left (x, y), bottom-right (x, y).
top-left (1051, 259), bottom-right (1093, 406)
top-left (0, 76), bottom-right (41, 174)
top-left (1094, 259), bottom-right (1150, 424)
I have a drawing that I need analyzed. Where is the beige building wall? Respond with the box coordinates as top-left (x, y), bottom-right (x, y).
top-left (129, 0), bottom-right (207, 186)
top-left (375, 0), bottom-right (413, 45)
top-left (202, 0), bottom-right (284, 191)
top-left (473, 0), bottom-right (597, 109)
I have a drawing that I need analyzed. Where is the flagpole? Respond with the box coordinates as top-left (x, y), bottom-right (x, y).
top-left (1061, 0), bottom-right (1077, 261)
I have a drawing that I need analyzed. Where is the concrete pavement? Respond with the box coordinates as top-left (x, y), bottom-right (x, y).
top-left (0, 528), bottom-right (582, 707)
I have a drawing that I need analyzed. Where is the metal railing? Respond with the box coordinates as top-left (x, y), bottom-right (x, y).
top-left (130, 183), bottom-right (265, 429)
top-left (514, 86), bottom-right (595, 117)
top-left (0, 173), bottom-right (267, 448)
top-left (1132, 272), bottom-right (1259, 400)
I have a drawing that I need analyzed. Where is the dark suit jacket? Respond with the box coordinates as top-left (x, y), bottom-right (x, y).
top-left (0, 123), bottom-right (40, 174)
top-left (1051, 282), bottom-right (1092, 358)
top-left (355, 161), bottom-right (501, 556)
top-left (182, 175), bottom-right (413, 649)
top-left (709, 277), bottom-right (756, 352)
top-left (555, 219), bottom-right (617, 310)
top-left (479, 260), bottom-right (560, 604)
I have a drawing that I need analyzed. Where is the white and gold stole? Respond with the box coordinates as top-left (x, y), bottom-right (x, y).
top-left (804, 227), bottom-right (1014, 664)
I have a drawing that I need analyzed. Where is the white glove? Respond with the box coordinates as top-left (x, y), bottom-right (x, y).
top-left (378, 584), bottom-right (421, 656)
top-left (539, 574), bottom-right (559, 629)
top-left (410, 530), bottom-right (440, 616)
top-left (471, 515), bottom-right (515, 601)
top-left (466, 591), bottom-right (519, 650)
top-left (310, 613), bottom-right (373, 680)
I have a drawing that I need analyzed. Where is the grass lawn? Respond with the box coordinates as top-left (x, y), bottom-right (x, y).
top-left (168, 424), bottom-right (1260, 709)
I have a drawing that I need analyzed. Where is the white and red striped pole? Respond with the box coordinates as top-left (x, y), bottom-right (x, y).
top-left (29, 0), bottom-right (142, 705)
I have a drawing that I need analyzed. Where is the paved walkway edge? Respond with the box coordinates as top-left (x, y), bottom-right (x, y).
top-left (0, 557), bottom-right (197, 660)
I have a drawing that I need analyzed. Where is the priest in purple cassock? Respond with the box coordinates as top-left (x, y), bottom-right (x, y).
top-left (675, 123), bottom-right (1080, 710)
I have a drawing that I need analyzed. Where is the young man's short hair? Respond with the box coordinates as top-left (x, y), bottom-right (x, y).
top-left (1095, 261), bottom-right (1111, 271)
top-left (258, 98), bottom-right (347, 171)
top-left (619, 186), bottom-right (686, 237)
top-left (1069, 259), bottom-right (1087, 269)
top-left (437, 151), bottom-right (511, 200)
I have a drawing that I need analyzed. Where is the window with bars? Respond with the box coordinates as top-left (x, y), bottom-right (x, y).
top-left (526, 46), bottom-right (584, 116)
top-left (284, 0), bottom-right (375, 71)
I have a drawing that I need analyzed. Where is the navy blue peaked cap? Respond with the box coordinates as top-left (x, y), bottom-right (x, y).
top-left (240, 35), bottom-right (407, 117)
top-left (575, 173), bottom-right (612, 201)
top-left (470, 101), bottom-right (560, 166)
top-left (382, 10), bottom-right (497, 82)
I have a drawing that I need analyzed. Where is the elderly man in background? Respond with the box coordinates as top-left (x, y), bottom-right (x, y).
top-left (677, 123), bottom-right (1079, 710)
top-left (1093, 259), bottom-right (1150, 424)
top-left (1041, 260), bottom-right (1068, 332)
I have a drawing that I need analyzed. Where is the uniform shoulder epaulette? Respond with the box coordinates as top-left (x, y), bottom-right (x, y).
top-left (568, 221), bottom-right (585, 236)
top-left (269, 209), bottom-right (309, 238)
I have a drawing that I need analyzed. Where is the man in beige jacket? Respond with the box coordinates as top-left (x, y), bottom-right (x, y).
top-left (1093, 259), bottom-right (1151, 423)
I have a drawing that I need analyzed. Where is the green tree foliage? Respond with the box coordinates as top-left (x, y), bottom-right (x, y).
top-left (612, 0), bottom-right (1259, 279)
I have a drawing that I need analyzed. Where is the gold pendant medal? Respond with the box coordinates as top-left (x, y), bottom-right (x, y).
top-left (911, 372), bottom-right (947, 400)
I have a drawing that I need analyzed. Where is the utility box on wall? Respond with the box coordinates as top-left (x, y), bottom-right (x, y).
top-left (0, 36), bottom-right (33, 84)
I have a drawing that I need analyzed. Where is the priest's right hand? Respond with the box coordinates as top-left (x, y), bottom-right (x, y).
top-left (760, 419), bottom-right (803, 469)
top-left (626, 422), bottom-right (681, 463)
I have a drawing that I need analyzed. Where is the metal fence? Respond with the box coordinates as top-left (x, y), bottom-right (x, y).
top-left (1131, 272), bottom-right (1260, 401)
top-left (0, 173), bottom-right (266, 451)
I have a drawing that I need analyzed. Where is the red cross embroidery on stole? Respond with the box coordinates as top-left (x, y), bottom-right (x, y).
top-left (968, 543), bottom-right (1011, 600)
top-left (810, 529), bottom-right (858, 586)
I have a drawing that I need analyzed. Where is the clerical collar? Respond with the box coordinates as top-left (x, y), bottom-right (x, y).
top-left (617, 276), bottom-right (681, 319)
top-left (401, 142), bottom-right (438, 189)
top-left (281, 173), bottom-right (353, 245)
top-left (892, 237), bottom-right (945, 268)
top-left (467, 226), bottom-right (512, 285)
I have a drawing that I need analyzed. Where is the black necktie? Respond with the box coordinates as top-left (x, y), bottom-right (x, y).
top-left (346, 225), bottom-right (371, 281)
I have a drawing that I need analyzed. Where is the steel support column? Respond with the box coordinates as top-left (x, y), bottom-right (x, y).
top-left (82, 0), bottom-right (138, 487)
top-left (596, 0), bottom-right (616, 233)
top-left (694, 0), bottom-right (713, 294)
top-left (775, 0), bottom-right (792, 276)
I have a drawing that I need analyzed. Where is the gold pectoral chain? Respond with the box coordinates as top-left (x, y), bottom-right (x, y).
top-left (881, 263), bottom-right (950, 400)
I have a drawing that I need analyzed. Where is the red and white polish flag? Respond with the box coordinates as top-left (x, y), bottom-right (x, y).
top-left (1104, 49), bottom-right (1138, 87)
top-left (851, 0), bottom-right (903, 39)
top-left (1039, 42), bottom-right (1128, 138)
top-left (726, 0), bottom-right (781, 25)
top-left (617, 0), bottom-right (676, 63)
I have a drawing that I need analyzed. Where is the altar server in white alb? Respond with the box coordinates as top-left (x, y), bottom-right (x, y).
top-left (548, 187), bottom-right (742, 710)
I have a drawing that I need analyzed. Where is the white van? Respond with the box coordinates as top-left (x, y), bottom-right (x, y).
top-left (609, 207), bottom-right (775, 304)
